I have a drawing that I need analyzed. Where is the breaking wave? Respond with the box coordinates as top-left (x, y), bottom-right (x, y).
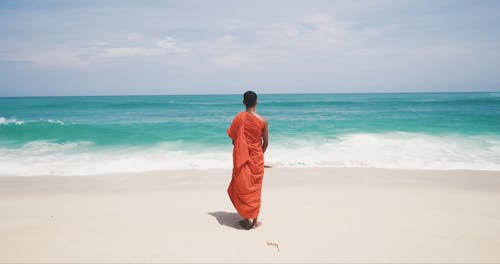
top-left (1, 132), bottom-right (499, 176)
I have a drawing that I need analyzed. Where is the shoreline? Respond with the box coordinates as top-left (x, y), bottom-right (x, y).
top-left (1, 167), bottom-right (500, 193)
top-left (1, 167), bottom-right (500, 262)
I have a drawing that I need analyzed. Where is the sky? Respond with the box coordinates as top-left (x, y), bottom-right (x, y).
top-left (0, 0), bottom-right (499, 96)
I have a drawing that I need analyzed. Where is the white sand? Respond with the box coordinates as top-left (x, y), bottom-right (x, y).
top-left (1, 168), bottom-right (500, 262)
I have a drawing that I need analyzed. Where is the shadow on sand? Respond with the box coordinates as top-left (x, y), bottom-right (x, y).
top-left (208, 211), bottom-right (245, 230)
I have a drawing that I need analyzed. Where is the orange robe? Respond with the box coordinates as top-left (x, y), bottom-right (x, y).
top-left (227, 112), bottom-right (265, 219)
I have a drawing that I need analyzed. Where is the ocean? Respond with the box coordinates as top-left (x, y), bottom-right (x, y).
top-left (1, 92), bottom-right (499, 176)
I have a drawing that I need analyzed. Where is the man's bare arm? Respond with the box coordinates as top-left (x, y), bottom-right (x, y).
top-left (262, 119), bottom-right (269, 153)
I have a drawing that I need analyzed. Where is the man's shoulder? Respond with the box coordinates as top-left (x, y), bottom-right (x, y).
top-left (254, 113), bottom-right (268, 125)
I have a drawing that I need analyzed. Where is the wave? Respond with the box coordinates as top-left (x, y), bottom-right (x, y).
top-left (47, 119), bottom-right (64, 125)
top-left (266, 132), bottom-right (500, 170)
top-left (0, 117), bottom-right (64, 126)
top-left (0, 141), bottom-right (231, 176)
top-left (0, 132), bottom-right (499, 176)
top-left (0, 117), bottom-right (24, 125)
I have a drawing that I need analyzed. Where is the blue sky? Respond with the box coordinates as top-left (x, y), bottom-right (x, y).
top-left (0, 0), bottom-right (499, 96)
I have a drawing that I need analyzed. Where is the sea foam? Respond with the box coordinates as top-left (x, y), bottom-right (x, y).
top-left (266, 132), bottom-right (500, 171)
top-left (0, 117), bottom-right (24, 125)
top-left (0, 141), bottom-right (231, 176)
top-left (0, 117), bottom-right (65, 126)
top-left (0, 132), bottom-right (499, 176)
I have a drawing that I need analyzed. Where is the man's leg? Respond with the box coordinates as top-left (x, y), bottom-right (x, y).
top-left (251, 218), bottom-right (261, 229)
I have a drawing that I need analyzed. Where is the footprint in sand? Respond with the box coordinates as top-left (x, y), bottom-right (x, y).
top-left (266, 241), bottom-right (280, 252)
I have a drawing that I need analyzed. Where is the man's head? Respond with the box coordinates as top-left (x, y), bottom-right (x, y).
top-left (243, 91), bottom-right (257, 108)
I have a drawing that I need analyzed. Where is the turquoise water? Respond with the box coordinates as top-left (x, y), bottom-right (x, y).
top-left (1, 92), bottom-right (500, 175)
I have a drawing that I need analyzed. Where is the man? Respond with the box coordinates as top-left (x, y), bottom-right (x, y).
top-left (227, 91), bottom-right (269, 230)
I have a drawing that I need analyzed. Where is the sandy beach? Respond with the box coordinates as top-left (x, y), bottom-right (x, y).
top-left (0, 168), bottom-right (499, 263)
top-left (2, 0), bottom-right (499, 262)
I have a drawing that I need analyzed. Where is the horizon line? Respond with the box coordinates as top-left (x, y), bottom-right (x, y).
top-left (0, 90), bottom-right (498, 98)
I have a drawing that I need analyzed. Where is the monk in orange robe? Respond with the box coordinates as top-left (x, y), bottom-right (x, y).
top-left (227, 91), bottom-right (269, 230)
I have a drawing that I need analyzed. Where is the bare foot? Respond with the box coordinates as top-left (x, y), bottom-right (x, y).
top-left (251, 221), bottom-right (262, 229)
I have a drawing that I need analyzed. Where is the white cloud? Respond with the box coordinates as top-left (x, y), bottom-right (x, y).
top-left (302, 14), bottom-right (339, 34)
top-left (215, 35), bottom-right (238, 43)
top-left (97, 36), bottom-right (189, 59)
top-left (127, 32), bottom-right (145, 41)
top-left (296, 14), bottom-right (354, 45)
top-left (88, 41), bottom-right (110, 47)
top-left (156, 37), bottom-right (190, 53)
top-left (5, 52), bottom-right (88, 68)
top-left (0, 34), bottom-right (192, 66)
top-left (252, 13), bottom-right (389, 57)
top-left (220, 19), bottom-right (252, 31)
top-left (284, 28), bottom-right (301, 37)
top-left (99, 47), bottom-right (163, 58)
top-left (209, 53), bottom-right (256, 68)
